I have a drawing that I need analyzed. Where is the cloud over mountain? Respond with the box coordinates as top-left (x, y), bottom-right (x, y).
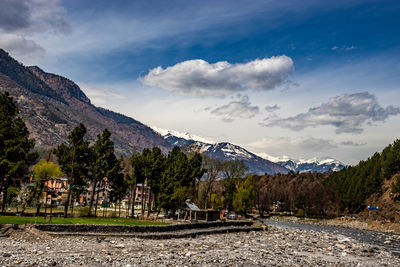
top-left (210, 95), bottom-right (259, 121)
top-left (141, 56), bottom-right (294, 97)
top-left (0, 0), bottom-right (70, 59)
top-left (264, 92), bottom-right (400, 134)
top-left (250, 136), bottom-right (338, 152)
top-left (340, 141), bottom-right (366, 147)
top-left (0, 33), bottom-right (45, 58)
top-left (265, 104), bottom-right (280, 112)
top-left (0, 0), bottom-right (70, 34)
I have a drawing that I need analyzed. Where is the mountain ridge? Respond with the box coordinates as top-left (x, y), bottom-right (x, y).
top-left (154, 127), bottom-right (345, 174)
top-left (0, 49), bottom-right (171, 156)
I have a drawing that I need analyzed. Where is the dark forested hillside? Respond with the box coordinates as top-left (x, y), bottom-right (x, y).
top-left (328, 139), bottom-right (400, 212)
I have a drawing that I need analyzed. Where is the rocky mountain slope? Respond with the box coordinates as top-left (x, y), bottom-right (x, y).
top-left (0, 49), bottom-right (171, 156)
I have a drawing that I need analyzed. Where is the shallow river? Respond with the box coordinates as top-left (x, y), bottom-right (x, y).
top-left (263, 218), bottom-right (400, 256)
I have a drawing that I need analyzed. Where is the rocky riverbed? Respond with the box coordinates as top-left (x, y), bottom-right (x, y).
top-left (1, 225), bottom-right (399, 266)
top-left (268, 215), bottom-right (400, 234)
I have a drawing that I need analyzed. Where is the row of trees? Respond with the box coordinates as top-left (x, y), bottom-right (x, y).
top-left (128, 147), bottom-right (205, 217)
top-left (54, 124), bottom-right (125, 217)
top-left (198, 169), bottom-right (338, 218)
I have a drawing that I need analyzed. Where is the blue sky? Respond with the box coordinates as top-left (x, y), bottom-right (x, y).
top-left (1, 0), bottom-right (399, 164)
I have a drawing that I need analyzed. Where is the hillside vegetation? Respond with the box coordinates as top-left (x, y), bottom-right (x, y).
top-left (328, 139), bottom-right (400, 212)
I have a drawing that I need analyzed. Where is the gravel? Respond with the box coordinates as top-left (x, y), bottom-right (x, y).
top-left (0, 225), bottom-right (399, 266)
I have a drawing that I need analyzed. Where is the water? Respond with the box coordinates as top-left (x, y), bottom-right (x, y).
top-left (262, 218), bottom-right (400, 256)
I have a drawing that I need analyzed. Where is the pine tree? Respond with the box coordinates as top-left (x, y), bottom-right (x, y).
top-left (54, 123), bottom-right (91, 217)
top-left (144, 147), bottom-right (166, 216)
top-left (130, 149), bottom-right (148, 216)
top-left (88, 129), bottom-right (123, 216)
top-left (0, 92), bottom-right (37, 212)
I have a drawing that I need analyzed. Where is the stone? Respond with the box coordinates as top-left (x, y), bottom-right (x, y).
top-left (335, 243), bottom-right (346, 250)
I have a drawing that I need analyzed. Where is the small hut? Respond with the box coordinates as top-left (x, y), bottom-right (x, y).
top-left (184, 199), bottom-right (200, 221)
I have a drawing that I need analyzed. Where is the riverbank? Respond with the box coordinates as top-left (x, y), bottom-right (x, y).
top-left (1, 224), bottom-right (399, 266)
top-left (268, 215), bottom-right (400, 234)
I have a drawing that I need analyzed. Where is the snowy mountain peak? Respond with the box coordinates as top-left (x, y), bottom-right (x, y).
top-left (152, 126), bottom-right (216, 144)
top-left (256, 153), bottom-right (296, 163)
top-left (153, 127), bottom-right (345, 174)
top-left (216, 142), bottom-right (254, 159)
top-left (257, 153), bottom-right (345, 173)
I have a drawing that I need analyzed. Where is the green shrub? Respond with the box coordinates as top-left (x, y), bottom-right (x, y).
top-left (296, 209), bottom-right (305, 217)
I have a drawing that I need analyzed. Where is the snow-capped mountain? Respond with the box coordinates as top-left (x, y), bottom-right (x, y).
top-left (187, 141), bottom-right (289, 175)
top-left (152, 127), bottom-right (216, 147)
top-left (257, 153), bottom-right (345, 173)
top-left (152, 127), bottom-right (288, 175)
top-left (153, 127), bottom-right (345, 174)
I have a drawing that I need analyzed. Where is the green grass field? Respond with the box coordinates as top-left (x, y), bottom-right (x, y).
top-left (0, 216), bottom-right (169, 226)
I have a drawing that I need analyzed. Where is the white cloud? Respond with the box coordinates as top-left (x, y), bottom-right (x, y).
top-left (249, 136), bottom-right (338, 152)
top-left (331, 45), bottom-right (356, 51)
top-left (265, 92), bottom-right (400, 134)
top-left (210, 95), bottom-right (259, 121)
top-left (141, 56), bottom-right (294, 97)
top-left (0, 0), bottom-right (30, 32)
top-left (340, 141), bottom-right (366, 147)
top-left (248, 136), bottom-right (369, 160)
top-left (79, 83), bottom-right (125, 106)
top-left (265, 104), bottom-right (280, 112)
top-left (0, 0), bottom-right (70, 60)
top-left (0, 33), bottom-right (45, 59)
top-left (0, 0), bottom-right (70, 35)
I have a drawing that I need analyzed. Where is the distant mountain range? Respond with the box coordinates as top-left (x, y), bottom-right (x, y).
top-left (153, 128), bottom-right (346, 175)
top-left (0, 49), bottom-right (171, 156)
top-left (256, 153), bottom-right (345, 173)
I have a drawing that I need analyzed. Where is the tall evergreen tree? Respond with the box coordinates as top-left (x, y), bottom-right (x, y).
top-left (89, 129), bottom-right (123, 216)
top-left (144, 147), bottom-right (166, 216)
top-left (54, 123), bottom-right (91, 217)
top-left (108, 161), bottom-right (127, 217)
top-left (157, 147), bottom-right (204, 214)
top-left (188, 152), bottom-right (205, 202)
top-left (0, 92), bottom-right (37, 212)
top-left (130, 149), bottom-right (148, 216)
